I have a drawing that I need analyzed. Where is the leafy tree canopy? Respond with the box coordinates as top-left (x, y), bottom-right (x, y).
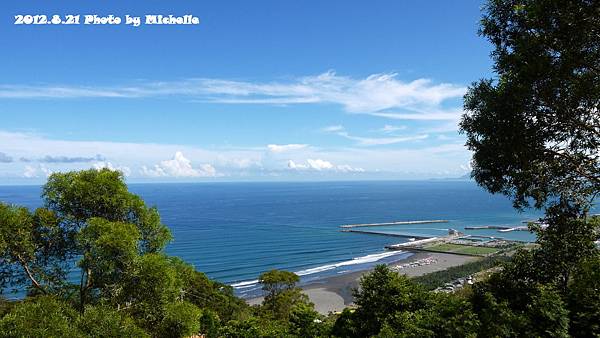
top-left (461, 0), bottom-right (600, 211)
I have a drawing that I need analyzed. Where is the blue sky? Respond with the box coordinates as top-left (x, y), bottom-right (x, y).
top-left (0, 0), bottom-right (492, 183)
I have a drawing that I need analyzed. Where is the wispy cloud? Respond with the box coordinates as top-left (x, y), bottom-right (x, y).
top-left (323, 125), bottom-right (428, 146)
top-left (20, 154), bottom-right (106, 163)
top-left (338, 132), bottom-right (428, 146)
top-left (267, 144), bottom-right (308, 153)
top-left (0, 71), bottom-right (465, 120)
top-left (0, 152), bottom-right (13, 163)
top-left (371, 110), bottom-right (463, 121)
top-left (377, 125), bottom-right (407, 133)
top-left (287, 159), bottom-right (364, 173)
top-left (321, 125), bottom-right (345, 132)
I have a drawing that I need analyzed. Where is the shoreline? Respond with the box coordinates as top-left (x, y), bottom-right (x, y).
top-left (247, 251), bottom-right (479, 314)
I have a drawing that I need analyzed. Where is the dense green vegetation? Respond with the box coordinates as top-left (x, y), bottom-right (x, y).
top-left (413, 256), bottom-right (510, 290)
top-left (1, 0), bottom-right (599, 336)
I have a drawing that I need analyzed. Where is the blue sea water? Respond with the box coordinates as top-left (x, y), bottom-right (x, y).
top-left (0, 180), bottom-right (545, 298)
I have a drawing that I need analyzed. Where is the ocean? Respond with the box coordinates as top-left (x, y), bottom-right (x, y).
top-left (0, 180), bottom-right (544, 298)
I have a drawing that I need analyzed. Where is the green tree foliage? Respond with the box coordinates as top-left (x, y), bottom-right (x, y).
top-left (351, 265), bottom-right (430, 336)
top-left (471, 281), bottom-right (570, 338)
top-left (0, 296), bottom-right (148, 337)
top-left (118, 254), bottom-right (185, 330)
top-left (526, 211), bottom-right (599, 291)
top-left (77, 218), bottom-right (140, 305)
top-left (568, 256), bottom-right (600, 337)
top-left (0, 203), bottom-right (67, 295)
top-left (0, 169), bottom-right (173, 306)
top-left (77, 304), bottom-right (148, 337)
top-left (333, 265), bottom-right (480, 337)
top-left (400, 293), bottom-right (480, 337)
top-left (461, 0), bottom-right (600, 211)
top-left (219, 317), bottom-right (291, 338)
top-left (43, 169), bottom-right (171, 254)
top-left (199, 308), bottom-right (221, 338)
top-left (460, 1), bottom-right (600, 335)
top-left (288, 302), bottom-right (325, 338)
top-left (0, 296), bottom-right (80, 337)
top-left (158, 301), bottom-right (202, 338)
top-left (259, 269), bottom-right (300, 300)
top-left (171, 256), bottom-right (247, 322)
top-left (258, 270), bottom-right (312, 321)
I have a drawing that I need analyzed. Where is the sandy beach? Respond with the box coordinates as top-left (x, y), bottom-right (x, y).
top-left (247, 251), bottom-right (479, 314)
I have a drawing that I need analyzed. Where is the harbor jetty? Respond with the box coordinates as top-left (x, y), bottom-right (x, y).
top-left (341, 229), bottom-right (432, 240)
top-left (464, 225), bottom-right (513, 230)
top-left (465, 225), bottom-right (531, 232)
top-left (340, 219), bottom-right (449, 229)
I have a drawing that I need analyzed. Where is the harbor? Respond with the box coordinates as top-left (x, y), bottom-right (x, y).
top-left (341, 219), bottom-right (528, 257)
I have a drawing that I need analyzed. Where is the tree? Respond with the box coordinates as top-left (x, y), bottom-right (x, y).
top-left (471, 273), bottom-right (571, 337)
top-left (0, 296), bottom-right (81, 337)
top-left (461, 2), bottom-right (600, 333)
top-left (117, 253), bottom-right (184, 330)
top-left (77, 304), bottom-right (148, 337)
top-left (0, 169), bottom-right (260, 337)
top-left (568, 256), bottom-right (600, 337)
top-left (0, 169), bottom-right (174, 309)
top-left (158, 301), bottom-right (202, 338)
top-left (42, 169), bottom-right (171, 255)
top-left (77, 218), bottom-right (140, 306)
top-left (258, 269), bottom-right (311, 321)
top-left (0, 203), bottom-right (67, 295)
top-left (198, 308), bottom-right (221, 338)
top-left (460, 0), bottom-right (600, 211)
top-left (348, 265), bottom-right (430, 337)
top-left (288, 302), bottom-right (325, 338)
top-left (396, 293), bottom-right (480, 338)
top-left (171, 257), bottom-right (248, 323)
top-left (259, 269), bottom-right (300, 300)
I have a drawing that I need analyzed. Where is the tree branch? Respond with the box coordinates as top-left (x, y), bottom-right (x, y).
top-left (15, 254), bottom-right (46, 294)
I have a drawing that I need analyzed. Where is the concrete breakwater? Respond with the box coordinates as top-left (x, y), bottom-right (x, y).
top-left (464, 225), bottom-right (530, 232)
top-left (341, 229), bottom-right (432, 240)
top-left (340, 220), bottom-right (449, 229)
top-left (464, 225), bottom-right (513, 230)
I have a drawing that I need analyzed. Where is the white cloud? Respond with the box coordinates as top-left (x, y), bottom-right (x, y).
top-left (140, 151), bottom-right (217, 178)
top-left (321, 125), bottom-right (345, 132)
top-left (337, 131), bottom-right (428, 146)
top-left (322, 126), bottom-right (428, 146)
top-left (286, 160), bottom-right (307, 170)
top-left (336, 164), bottom-right (366, 173)
top-left (22, 164), bottom-right (53, 178)
top-left (23, 165), bottom-right (37, 178)
top-left (378, 125), bottom-right (407, 133)
top-left (287, 159), bottom-right (364, 173)
top-left (267, 144), bottom-right (308, 153)
top-left (0, 130), bottom-right (470, 180)
top-left (307, 159), bottom-right (334, 170)
top-left (0, 71), bottom-right (465, 120)
top-left (460, 162), bottom-right (473, 173)
top-left (92, 161), bottom-right (131, 176)
top-left (200, 72), bottom-right (465, 116)
top-left (371, 111), bottom-right (462, 121)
